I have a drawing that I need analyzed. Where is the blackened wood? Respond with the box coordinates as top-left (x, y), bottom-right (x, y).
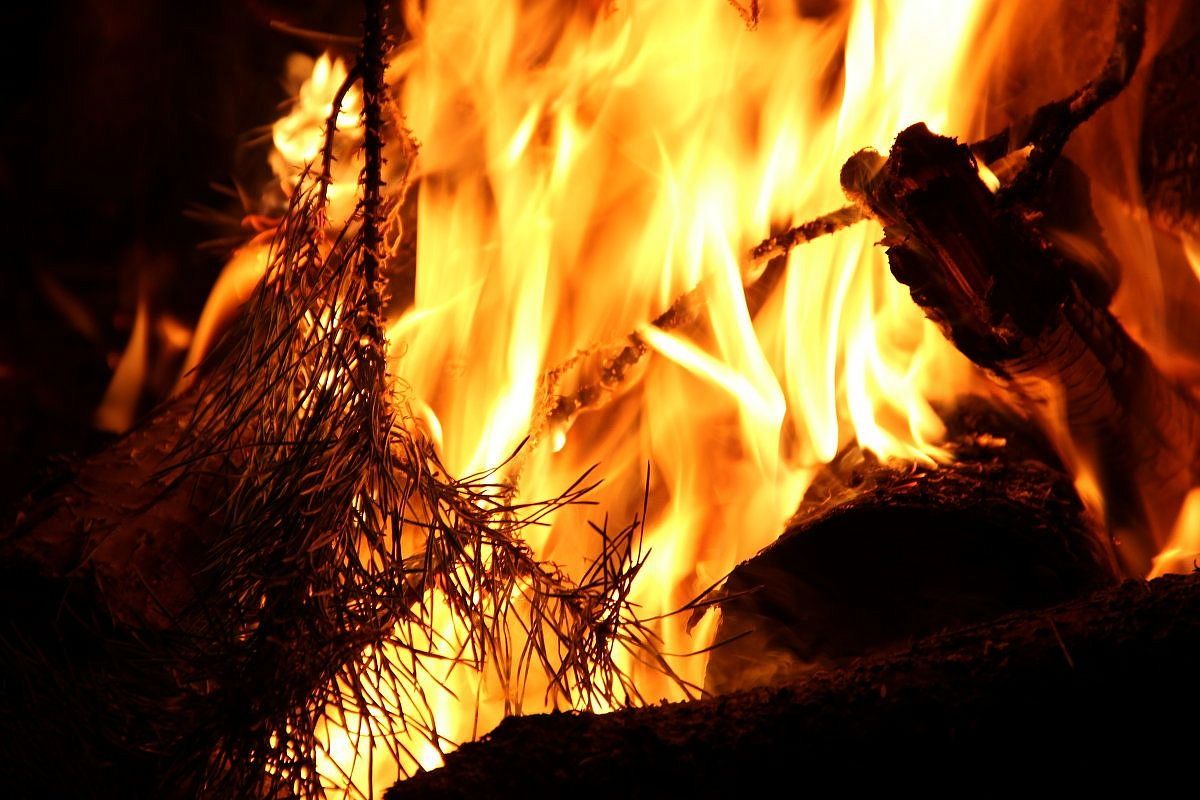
top-left (1, 395), bottom-right (219, 629)
top-left (705, 413), bottom-right (1117, 694)
top-left (843, 123), bottom-right (1200, 573)
top-left (1142, 30), bottom-right (1200, 238)
top-left (387, 571), bottom-right (1200, 798)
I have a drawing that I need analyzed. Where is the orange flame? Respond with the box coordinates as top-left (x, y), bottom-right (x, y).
top-left (99, 0), bottom-right (1200, 794)
top-left (336, 0), bottom-right (1005, 785)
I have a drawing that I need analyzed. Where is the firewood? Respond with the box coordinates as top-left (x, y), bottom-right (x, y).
top-left (841, 123), bottom-right (1200, 574)
top-left (705, 401), bottom-right (1118, 695)
top-left (2, 394), bottom-right (219, 629)
top-left (1141, 29), bottom-right (1200, 238)
top-left (386, 571), bottom-right (1200, 797)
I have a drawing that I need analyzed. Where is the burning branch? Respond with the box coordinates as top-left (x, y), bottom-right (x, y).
top-left (746, 204), bottom-right (864, 266)
top-left (842, 122), bottom-right (1200, 573)
top-left (973, 0), bottom-right (1147, 204)
top-left (531, 0), bottom-right (1153, 462)
top-left (360, 0), bottom-right (388, 329)
top-left (534, 204), bottom-right (862, 447)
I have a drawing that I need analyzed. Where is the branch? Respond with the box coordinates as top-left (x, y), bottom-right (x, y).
top-left (318, 63), bottom-right (362, 205)
top-left (532, 0), bottom-right (1150, 446)
top-left (359, 0), bottom-right (388, 335)
top-left (976, 0), bottom-right (1147, 204)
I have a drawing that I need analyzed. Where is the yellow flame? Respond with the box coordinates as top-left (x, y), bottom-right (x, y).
top-left (188, 0), bottom-right (1200, 795)
top-left (1148, 488), bottom-right (1200, 579)
top-left (178, 241), bottom-right (270, 383)
top-left (372, 0), bottom-right (999, 781)
top-left (1184, 235), bottom-right (1200, 287)
top-left (271, 53), bottom-right (364, 223)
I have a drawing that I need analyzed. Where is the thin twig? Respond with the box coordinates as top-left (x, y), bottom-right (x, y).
top-left (748, 203), bottom-right (865, 266)
top-left (319, 64), bottom-right (362, 204)
top-left (539, 203), bottom-right (864, 436)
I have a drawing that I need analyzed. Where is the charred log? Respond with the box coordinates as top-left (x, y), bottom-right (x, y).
top-left (705, 402), bottom-right (1118, 695)
top-left (1, 395), bottom-right (218, 629)
top-left (841, 123), bottom-right (1200, 573)
top-left (1141, 28), bottom-right (1200, 238)
top-left (387, 571), bottom-right (1200, 798)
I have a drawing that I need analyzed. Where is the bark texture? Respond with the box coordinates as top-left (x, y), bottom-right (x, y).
top-left (705, 406), bottom-right (1118, 694)
top-left (387, 572), bottom-right (1200, 798)
top-left (1142, 30), bottom-right (1200, 237)
top-left (843, 124), bottom-right (1200, 573)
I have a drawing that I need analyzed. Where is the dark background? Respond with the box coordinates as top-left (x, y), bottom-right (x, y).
top-left (0, 1), bottom-right (358, 514)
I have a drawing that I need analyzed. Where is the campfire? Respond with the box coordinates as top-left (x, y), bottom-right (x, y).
top-left (4, 0), bottom-right (1199, 795)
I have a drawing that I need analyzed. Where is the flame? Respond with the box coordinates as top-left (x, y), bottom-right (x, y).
top-left (252, 0), bottom-right (1038, 790)
top-left (1148, 488), bottom-right (1200, 579)
top-left (364, 0), bottom-right (1001, 782)
top-left (96, 253), bottom-right (195, 433)
top-left (178, 240), bottom-right (271, 382)
top-left (271, 53), bottom-right (364, 224)
top-left (101, 0), bottom-right (1200, 794)
top-left (95, 289), bottom-right (152, 433)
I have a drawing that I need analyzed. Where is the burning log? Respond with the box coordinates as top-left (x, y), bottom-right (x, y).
top-left (386, 570), bottom-right (1200, 796)
top-left (704, 402), bottom-right (1119, 695)
top-left (840, 123), bottom-right (1200, 573)
top-left (1141, 26), bottom-right (1200, 238)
